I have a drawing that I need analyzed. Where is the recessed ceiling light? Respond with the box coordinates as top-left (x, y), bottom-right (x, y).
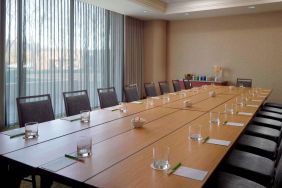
top-left (143, 10), bottom-right (147, 13)
top-left (185, 12), bottom-right (190, 15)
top-left (248, 6), bottom-right (256, 9)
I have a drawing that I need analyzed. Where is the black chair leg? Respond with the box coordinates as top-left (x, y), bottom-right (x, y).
top-left (41, 176), bottom-right (53, 188)
top-left (32, 174), bottom-right (36, 188)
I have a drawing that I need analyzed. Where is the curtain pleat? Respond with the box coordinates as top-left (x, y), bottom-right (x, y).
top-left (4, 0), bottom-right (124, 125)
top-left (124, 16), bottom-right (144, 98)
top-left (0, 0), bottom-right (6, 127)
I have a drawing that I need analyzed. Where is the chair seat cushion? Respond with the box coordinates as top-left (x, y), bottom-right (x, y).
top-left (262, 106), bottom-right (282, 114)
top-left (225, 150), bottom-right (275, 186)
top-left (237, 135), bottom-right (277, 159)
top-left (245, 124), bottom-right (281, 143)
top-left (252, 117), bottom-right (282, 130)
top-left (264, 102), bottom-right (282, 109)
top-left (257, 111), bottom-right (282, 122)
top-left (212, 172), bottom-right (265, 188)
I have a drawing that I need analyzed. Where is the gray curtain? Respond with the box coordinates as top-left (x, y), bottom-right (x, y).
top-left (124, 16), bottom-right (144, 98)
top-left (4, 0), bottom-right (124, 125)
top-left (0, 0), bottom-right (5, 128)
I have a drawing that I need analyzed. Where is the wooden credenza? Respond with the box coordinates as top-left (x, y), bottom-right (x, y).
top-left (189, 80), bottom-right (228, 87)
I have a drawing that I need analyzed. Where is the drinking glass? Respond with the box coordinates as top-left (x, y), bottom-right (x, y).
top-left (224, 103), bottom-right (236, 115)
top-left (77, 136), bottom-right (92, 157)
top-left (80, 110), bottom-right (90, 123)
top-left (210, 112), bottom-right (220, 125)
top-left (152, 146), bottom-right (170, 170)
top-left (25, 122), bottom-right (38, 139)
top-left (188, 125), bottom-right (203, 141)
top-left (119, 102), bottom-right (128, 113)
top-left (236, 96), bottom-right (245, 107)
top-left (146, 97), bottom-right (154, 106)
top-left (162, 94), bottom-right (170, 103)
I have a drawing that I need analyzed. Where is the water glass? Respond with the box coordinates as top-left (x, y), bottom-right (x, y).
top-left (236, 96), bottom-right (245, 107)
top-left (146, 97), bottom-right (154, 106)
top-left (77, 136), bottom-right (92, 158)
top-left (210, 112), bottom-right (220, 125)
top-left (152, 146), bottom-right (170, 170)
top-left (25, 122), bottom-right (39, 139)
top-left (80, 110), bottom-right (90, 123)
top-left (188, 125), bottom-right (203, 141)
top-left (119, 102), bottom-right (128, 113)
top-left (224, 103), bottom-right (236, 115)
top-left (162, 94), bottom-right (170, 103)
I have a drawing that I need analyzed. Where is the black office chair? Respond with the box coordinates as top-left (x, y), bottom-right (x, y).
top-left (144, 82), bottom-right (157, 97)
top-left (63, 90), bottom-right (91, 116)
top-left (17, 94), bottom-right (55, 128)
top-left (97, 87), bottom-right (119, 108)
top-left (158, 81), bottom-right (170, 95)
top-left (236, 78), bottom-right (252, 87)
top-left (223, 149), bottom-right (275, 187)
top-left (172, 80), bottom-right (181, 92)
top-left (183, 79), bottom-right (192, 89)
top-left (16, 94), bottom-right (55, 188)
top-left (124, 84), bottom-right (140, 102)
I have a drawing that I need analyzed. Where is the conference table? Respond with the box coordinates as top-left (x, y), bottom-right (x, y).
top-left (0, 85), bottom-right (271, 187)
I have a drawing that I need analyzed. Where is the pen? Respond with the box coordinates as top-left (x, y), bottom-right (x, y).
top-left (65, 154), bottom-right (84, 163)
top-left (202, 136), bottom-right (210, 144)
top-left (10, 133), bottom-right (25, 139)
top-left (167, 162), bottom-right (182, 175)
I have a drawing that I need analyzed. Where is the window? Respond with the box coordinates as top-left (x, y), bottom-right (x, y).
top-left (4, 0), bottom-right (124, 125)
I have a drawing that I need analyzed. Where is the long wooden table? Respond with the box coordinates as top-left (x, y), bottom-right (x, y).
top-left (0, 86), bottom-right (271, 187)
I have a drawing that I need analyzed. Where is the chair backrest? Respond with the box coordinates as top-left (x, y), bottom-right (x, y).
top-left (144, 82), bottom-right (157, 97)
top-left (124, 84), bottom-right (139, 102)
top-left (236, 78), bottom-right (252, 87)
top-left (63, 90), bottom-right (91, 117)
top-left (97, 87), bottom-right (119, 109)
top-left (158, 81), bottom-right (170, 95)
top-left (274, 152), bottom-right (282, 188)
top-left (172, 80), bottom-right (181, 92)
top-left (16, 94), bottom-right (55, 127)
top-left (183, 79), bottom-right (192, 89)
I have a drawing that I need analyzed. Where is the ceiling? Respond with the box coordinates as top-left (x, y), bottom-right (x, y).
top-left (82, 0), bottom-right (282, 20)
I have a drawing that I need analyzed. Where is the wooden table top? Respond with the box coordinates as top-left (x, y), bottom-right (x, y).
top-left (0, 86), bottom-right (272, 188)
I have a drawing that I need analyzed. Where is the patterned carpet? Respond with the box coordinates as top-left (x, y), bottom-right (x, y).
top-left (21, 176), bottom-right (70, 188)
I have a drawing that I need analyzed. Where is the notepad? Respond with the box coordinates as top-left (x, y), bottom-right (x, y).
top-left (151, 97), bottom-right (160, 100)
top-left (173, 166), bottom-right (208, 181)
top-left (258, 95), bottom-right (267, 98)
top-left (238, 112), bottom-right (253, 116)
top-left (206, 138), bottom-right (231, 146)
top-left (104, 105), bottom-right (122, 111)
top-left (131, 101), bottom-right (143, 104)
top-left (225, 122), bottom-right (244, 127)
top-left (3, 128), bottom-right (25, 137)
top-left (41, 156), bottom-right (76, 172)
top-left (247, 104), bottom-right (259, 108)
top-left (61, 114), bottom-right (81, 122)
top-left (252, 99), bottom-right (263, 102)
top-left (168, 93), bottom-right (177, 95)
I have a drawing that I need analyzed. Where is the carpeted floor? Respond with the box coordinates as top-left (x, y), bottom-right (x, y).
top-left (21, 176), bottom-right (70, 188)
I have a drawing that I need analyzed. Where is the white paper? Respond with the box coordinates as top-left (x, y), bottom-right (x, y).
top-left (151, 97), bottom-right (160, 100)
top-left (174, 166), bottom-right (208, 181)
top-left (225, 122), bottom-right (244, 127)
top-left (252, 99), bottom-right (263, 102)
top-left (206, 138), bottom-right (231, 146)
top-left (104, 105), bottom-right (122, 111)
top-left (258, 95), bottom-right (267, 98)
top-left (237, 112), bottom-right (253, 116)
top-left (168, 93), bottom-right (177, 95)
top-left (246, 104), bottom-right (259, 108)
top-left (130, 101), bottom-right (143, 104)
top-left (61, 114), bottom-right (81, 121)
